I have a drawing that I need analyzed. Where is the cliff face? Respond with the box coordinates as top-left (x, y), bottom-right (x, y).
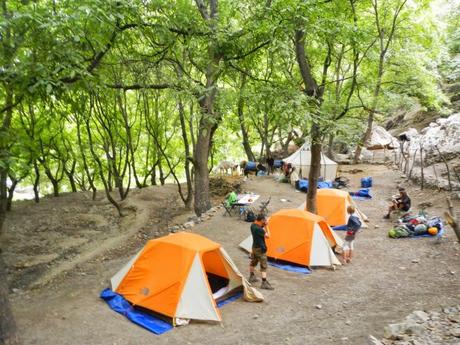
top-left (387, 55), bottom-right (460, 191)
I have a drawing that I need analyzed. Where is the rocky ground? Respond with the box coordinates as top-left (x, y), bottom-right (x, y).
top-left (3, 164), bottom-right (460, 344)
top-left (370, 306), bottom-right (460, 344)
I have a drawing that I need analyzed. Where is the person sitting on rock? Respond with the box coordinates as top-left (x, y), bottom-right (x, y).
top-left (383, 187), bottom-right (411, 219)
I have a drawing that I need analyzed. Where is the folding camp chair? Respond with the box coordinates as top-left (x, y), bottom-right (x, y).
top-left (258, 196), bottom-right (271, 216)
top-left (222, 201), bottom-right (236, 216)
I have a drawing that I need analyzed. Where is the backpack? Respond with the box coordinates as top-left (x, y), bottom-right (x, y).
top-left (245, 210), bottom-right (256, 222)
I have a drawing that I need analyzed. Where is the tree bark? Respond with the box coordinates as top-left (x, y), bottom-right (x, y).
top-left (445, 197), bottom-right (459, 243)
top-left (192, 0), bottom-right (222, 216)
top-left (33, 161), bottom-right (40, 203)
top-left (0, 250), bottom-right (19, 345)
top-left (178, 99), bottom-right (193, 209)
top-left (306, 125), bottom-right (322, 213)
top-left (237, 74), bottom-right (255, 161)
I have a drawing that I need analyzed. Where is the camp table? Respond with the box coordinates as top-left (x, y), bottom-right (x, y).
top-left (234, 194), bottom-right (260, 219)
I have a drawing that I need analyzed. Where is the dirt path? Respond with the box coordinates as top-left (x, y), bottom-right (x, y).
top-left (6, 164), bottom-right (460, 345)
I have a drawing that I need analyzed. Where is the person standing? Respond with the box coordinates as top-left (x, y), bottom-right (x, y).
top-left (266, 157), bottom-right (274, 175)
top-left (343, 205), bottom-right (362, 264)
top-left (248, 214), bottom-right (274, 290)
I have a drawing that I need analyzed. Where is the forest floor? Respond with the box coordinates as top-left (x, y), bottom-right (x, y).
top-left (4, 164), bottom-right (460, 345)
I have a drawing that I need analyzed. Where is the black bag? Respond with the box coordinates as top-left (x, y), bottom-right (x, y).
top-left (245, 210), bottom-right (256, 222)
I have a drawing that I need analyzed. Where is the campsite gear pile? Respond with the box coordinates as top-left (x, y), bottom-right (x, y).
top-left (388, 213), bottom-right (444, 238)
top-left (332, 176), bottom-right (349, 189)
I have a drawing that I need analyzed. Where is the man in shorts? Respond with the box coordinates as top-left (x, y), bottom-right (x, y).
top-left (248, 214), bottom-right (274, 290)
top-left (343, 205), bottom-right (362, 264)
top-left (383, 187), bottom-right (411, 219)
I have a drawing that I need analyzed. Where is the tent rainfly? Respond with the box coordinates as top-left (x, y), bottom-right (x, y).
top-left (298, 188), bottom-right (369, 228)
top-left (239, 209), bottom-right (342, 267)
top-left (283, 142), bottom-right (338, 181)
top-left (111, 232), bottom-right (263, 325)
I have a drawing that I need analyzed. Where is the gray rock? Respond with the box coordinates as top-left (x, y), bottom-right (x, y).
top-left (168, 225), bottom-right (179, 233)
top-left (315, 304), bottom-right (322, 310)
top-left (367, 335), bottom-right (383, 345)
top-left (384, 323), bottom-right (407, 339)
top-left (405, 323), bottom-right (425, 336)
top-left (450, 327), bottom-right (460, 337)
top-left (408, 310), bottom-right (429, 323)
top-left (183, 222), bottom-right (194, 229)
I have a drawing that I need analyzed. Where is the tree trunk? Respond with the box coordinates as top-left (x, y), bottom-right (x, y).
top-left (33, 161), bottom-right (40, 203)
top-left (64, 161), bottom-right (77, 193)
top-left (6, 178), bottom-right (17, 212)
top-left (327, 133), bottom-right (334, 158)
top-left (306, 124), bottom-right (322, 213)
top-left (192, 0), bottom-right (221, 216)
top-left (178, 99), bottom-right (193, 209)
top-left (0, 250), bottom-right (19, 345)
top-left (237, 74), bottom-right (255, 161)
top-left (194, 130), bottom-right (212, 215)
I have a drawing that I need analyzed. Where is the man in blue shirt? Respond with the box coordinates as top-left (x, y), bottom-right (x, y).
top-left (343, 206), bottom-right (362, 264)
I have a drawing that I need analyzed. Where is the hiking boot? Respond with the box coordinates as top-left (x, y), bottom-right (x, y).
top-left (260, 280), bottom-right (274, 290)
top-left (248, 274), bottom-right (259, 284)
top-left (383, 214), bottom-right (390, 219)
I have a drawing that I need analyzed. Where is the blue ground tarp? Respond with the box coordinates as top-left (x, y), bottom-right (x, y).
top-left (101, 288), bottom-right (243, 335)
top-left (216, 291), bottom-right (243, 308)
top-left (268, 261), bottom-right (312, 274)
top-left (297, 179), bottom-right (333, 192)
top-left (100, 288), bottom-right (173, 335)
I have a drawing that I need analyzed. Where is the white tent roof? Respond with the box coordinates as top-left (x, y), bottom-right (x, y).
top-left (284, 142), bottom-right (338, 167)
top-left (283, 142), bottom-right (338, 180)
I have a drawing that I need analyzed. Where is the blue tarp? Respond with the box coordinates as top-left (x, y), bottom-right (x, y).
top-left (101, 288), bottom-right (243, 335)
top-left (100, 288), bottom-right (173, 335)
top-left (297, 179), bottom-right (333, 192)
top-left (216, 291), bottom-right (243, 308)
top-left (268, 261), bottom-right (312, 274)
top-left (349, 188), bottom-right (372, 200)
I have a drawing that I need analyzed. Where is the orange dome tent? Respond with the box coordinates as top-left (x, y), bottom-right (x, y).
top-left (298, 189), bottom-right (368, 227)
top-left (111, 232), bottom-right (262, 325)
top-left (239, 209), bottom-right (342, 267)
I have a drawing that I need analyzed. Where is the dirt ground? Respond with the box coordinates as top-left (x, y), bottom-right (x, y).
top-left (4, 164), bottom-right (460, 345)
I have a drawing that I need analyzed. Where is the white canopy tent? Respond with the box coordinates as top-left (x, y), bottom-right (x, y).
top-left (283, 142), bottom-right (338, 181)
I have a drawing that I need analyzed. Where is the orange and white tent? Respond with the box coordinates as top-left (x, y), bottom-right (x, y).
top-left (111, 232), bottom-right (262, 325)
top-left (239, 209), bottom-right (342, 267)
top-left (298, 189), bottom-right (368, 228)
